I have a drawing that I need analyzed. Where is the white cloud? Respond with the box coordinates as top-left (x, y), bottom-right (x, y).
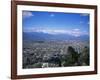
top-left (80, 13), bottom-right (89, 16)
top-left (73, 28), bottom-right (80, 31)
top-left (50, 14), bottom-right (55, 17)
top-left (23, 27), bottom-right (89, 37)
top-left (88, 22), bottom-right (90, 25)
top-left (23, 11), bottom-right (34, 18)
top-left (80, 21), bottom-right (84, 24)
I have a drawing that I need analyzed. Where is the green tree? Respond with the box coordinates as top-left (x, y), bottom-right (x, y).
top-left (78, 46), bottom-right (89, 66)
top-left (62, 46), bottom-right (79, 66)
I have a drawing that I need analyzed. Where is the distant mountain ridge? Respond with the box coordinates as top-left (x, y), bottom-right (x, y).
top-left (23, 32), bottom-right (89, 41)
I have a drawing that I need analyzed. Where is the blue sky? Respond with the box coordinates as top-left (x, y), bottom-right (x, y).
top-left (22, 10), bottom-right (90, 37)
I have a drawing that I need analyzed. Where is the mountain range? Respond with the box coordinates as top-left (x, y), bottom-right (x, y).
top-left (23, 32), bottom-right (89, 41)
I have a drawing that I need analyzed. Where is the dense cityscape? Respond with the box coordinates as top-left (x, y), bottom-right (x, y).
top-left (23, 40), bottom-right (89, 69)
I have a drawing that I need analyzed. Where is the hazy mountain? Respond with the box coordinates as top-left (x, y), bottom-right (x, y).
top-left (23, 32), bottom-right (89, 41)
